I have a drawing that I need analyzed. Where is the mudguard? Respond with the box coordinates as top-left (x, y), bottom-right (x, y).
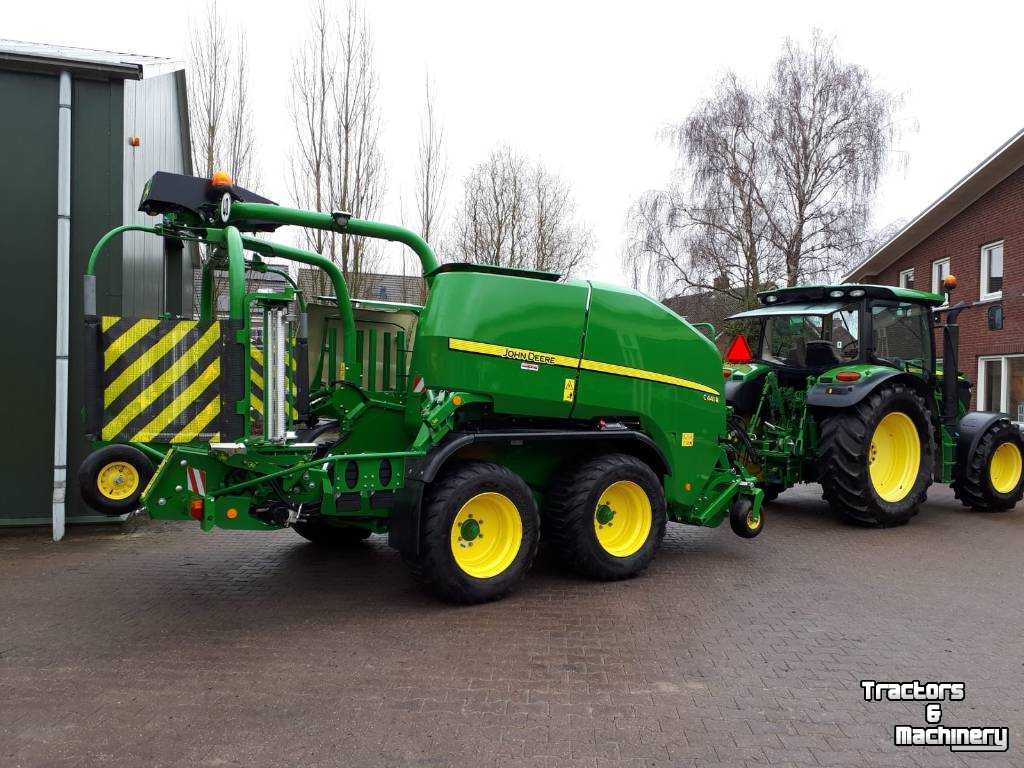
top-left (806, 368), bottom-right (922, 408)
top-left (388, 429), bottom-right (671, 557)
top-left (956, 412), bottom-right (1013, 468)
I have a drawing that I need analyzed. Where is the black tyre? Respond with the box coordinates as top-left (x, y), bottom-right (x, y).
top-left (760, 483), bottom-right (783, 504)
top-left (952, 422), bottom-right (1024, 511)
top-left (545, 453), bottom-right (667, 580)
top-left (292, 520), bottom-right (373, 546)
top-left (406, 462), bottom-right (539, 604)
top-left (729, 497), bottom-right (763, 538)
top-left (78, 444), bottom-right (155, 515)
top-left (819, 383), bottom-right (934, 527)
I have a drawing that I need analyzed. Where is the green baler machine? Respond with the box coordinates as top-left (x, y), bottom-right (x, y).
top-left (80, 171), bottom-right (763, 603)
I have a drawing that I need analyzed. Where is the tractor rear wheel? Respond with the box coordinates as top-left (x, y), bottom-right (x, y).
top-left (819, 383), bottom-right (934, 527)
top-left (292, 520), bottom-right (372, 546)
top-left (545, 453), bottom-right (666, 580)
top-left (78, 444), bottom-right (155, 515)
top-left (952, 422), bottom-right (1024, 511)
top-left (406, 462), bottom-right (539, 604)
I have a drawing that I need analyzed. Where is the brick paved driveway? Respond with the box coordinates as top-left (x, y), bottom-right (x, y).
top-left (2, 484), bottom-right (1022, 768)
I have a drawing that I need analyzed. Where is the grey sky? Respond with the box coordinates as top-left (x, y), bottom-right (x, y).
top-left (14, 0), bottom-right (1024, 287)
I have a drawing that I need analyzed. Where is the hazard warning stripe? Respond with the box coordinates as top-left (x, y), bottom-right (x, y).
top-left (99, 317), bottom-right (224, 444)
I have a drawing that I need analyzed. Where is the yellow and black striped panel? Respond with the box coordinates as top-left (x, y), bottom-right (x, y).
top-left (100, 316), bottom-right (222, 444)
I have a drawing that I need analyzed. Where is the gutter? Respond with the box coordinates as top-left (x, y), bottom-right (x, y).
top-left (52, 70), bottom-right (71, 542)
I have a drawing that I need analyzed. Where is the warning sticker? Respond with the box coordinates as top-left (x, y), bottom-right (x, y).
top-left (681, 432), bottom-right (694, 447)
top-left (563, 378), bottom-right (576, 402)
top-left (521, 362), bottom-right (539, 372)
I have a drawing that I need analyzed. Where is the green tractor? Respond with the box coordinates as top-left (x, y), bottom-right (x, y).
top-left (79, 171), bottom-right (765, 604)
top-left (722, 281), bottom-right (1024, 526)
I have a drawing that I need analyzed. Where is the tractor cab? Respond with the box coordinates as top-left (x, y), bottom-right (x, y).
top-left (724, 285), bottom-right (944, 413)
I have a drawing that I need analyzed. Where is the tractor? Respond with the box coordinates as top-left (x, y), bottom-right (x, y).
top-left (721, 282), bottom-right (1024, 526)
top-left (79, 171), bottom-right (765, 604)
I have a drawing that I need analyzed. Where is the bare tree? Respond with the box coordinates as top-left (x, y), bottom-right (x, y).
top-left (414, 74), bottom-right (447, 248)
top-left (331, 0), bottom-right (386, 299)
top-left (288, 0), bottom-right (336, 262)
top-left (624, 30), bottom-right (901, 304)
top-left (289, 0), bottom-right (385, 299)
top-left (188, 0), bottom-right (259, 184)
top-left (187, 0), bottom-right (260, 316)
top-left (451, 146), bottom-right (590, 278)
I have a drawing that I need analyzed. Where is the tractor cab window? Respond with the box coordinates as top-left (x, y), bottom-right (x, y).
top-left (870, 301), bottom-right (932, 374)
top-left (759, 304), bottom-right (859, 369)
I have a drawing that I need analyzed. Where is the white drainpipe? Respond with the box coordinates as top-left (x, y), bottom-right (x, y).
top-left (53, 70), bottom-right (72, 542)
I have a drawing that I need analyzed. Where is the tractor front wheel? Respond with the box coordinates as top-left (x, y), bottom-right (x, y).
top-left (819, 383), bottom-right (934, 527)
top-left (78, 444), bottom-right (155, 515)
top-left (545, 453), bottom-right (667, 580)
top-left (952, 422), bottom-right (1024, 511)
top-left (406, 462), bottom-right (539, 604)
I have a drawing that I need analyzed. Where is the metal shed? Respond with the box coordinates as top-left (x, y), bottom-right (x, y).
top-left (0, 40), bottom-right (192, 538)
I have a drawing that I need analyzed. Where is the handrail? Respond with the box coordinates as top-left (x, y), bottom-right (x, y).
top-left (85, 225), bottom-right (162, 276)
top-left (228, 201), bottom-right (440, 276)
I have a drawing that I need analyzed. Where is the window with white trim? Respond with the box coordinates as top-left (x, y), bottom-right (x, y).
top-left (931, 258), bottom-right (950, 306)
top-left (980, 241), bottom-right (1003, 300)
top-left (977, 354), bottom-right (1024, 422)
top-left (898, 268), bottom-right (915, 289)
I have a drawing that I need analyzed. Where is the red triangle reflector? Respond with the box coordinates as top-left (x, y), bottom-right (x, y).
top-left (724, 334), bottom-right (753, 364)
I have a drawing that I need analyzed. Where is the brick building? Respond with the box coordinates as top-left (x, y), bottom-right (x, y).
top-left (846, 128), bottom-right (1024, 419)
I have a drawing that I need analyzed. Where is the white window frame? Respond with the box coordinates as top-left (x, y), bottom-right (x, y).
top-left (931, 258), bottom-right (950, 306)
top-left (977, 354), bottom-right (1024, 422)
top-left (898, 267), bottom-right (915, 289)
top-left (980, 240), bottom-right (1004, 302)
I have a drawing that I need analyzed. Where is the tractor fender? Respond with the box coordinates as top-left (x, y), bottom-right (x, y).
top-left (388, 429), bottom-right (670, 557)
top-left (806, 369), bottom-right (926, 409)
top-left (955, 412), bottom-right (1014, 469)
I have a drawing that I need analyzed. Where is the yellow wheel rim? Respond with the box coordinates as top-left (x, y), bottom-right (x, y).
top-left (96, 461), bottom-right (140, 501)
top-left (594, 480), bottom-right (652, 558)
top-left (449, 492), bottom-right (523, 579)
top-left (989, 441), bottom-right (1022, 494)
top-left (868, 412), bottom-right (920, 503)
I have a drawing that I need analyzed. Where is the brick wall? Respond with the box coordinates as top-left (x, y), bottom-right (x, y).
top-left (866, 165), bottom-right (1024, 407)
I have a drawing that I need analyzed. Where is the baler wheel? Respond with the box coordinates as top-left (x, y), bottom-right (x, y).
top-left (819, 383), bottom-right (933, 527)
top-left (406, 461), bottom-right (539, 604)
top-left (729, 497), bottom-right (763, 538)
top-left (545, 454), bottom-right (666, 580)
top-left (952, 421), bottom-right (1024, 511)
top-left (78, 444), bottom-right (155, 515)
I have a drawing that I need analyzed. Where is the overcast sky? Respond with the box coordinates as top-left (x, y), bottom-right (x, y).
top-left (12, 0), bottom-right (1024, 287)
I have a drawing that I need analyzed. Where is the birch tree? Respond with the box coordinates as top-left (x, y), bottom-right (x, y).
top-left (624, 30), bottom-right (901, 304)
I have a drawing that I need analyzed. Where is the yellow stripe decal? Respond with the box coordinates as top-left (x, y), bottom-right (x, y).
top-left (101, 316), bottom-right (118, 332)
top-left (250, 392), bottom-right (264, 414)
top-left (102, 323), bottom-right (221, 434)
top-left (448, 338), bottom-right (579, 369)
top-left (104, 318), bottom-right (161, 370)
top-left (171, 397), bottom-right (222, 444)
top-left (448, 337), bottom-right (718, 396)
top-left (130, 359), bottom-right (220, 442)
top-left (251, 369), bottom-right (264, 391)
top-left (251, 346), bottom-right (264, 365)
top-left (104, 320), bottom-right (197, 406)
top-left (578, 359), bottom-right (719, 396)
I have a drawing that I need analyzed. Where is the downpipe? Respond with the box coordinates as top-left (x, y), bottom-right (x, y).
top-left (52, 70), bottom-right (72, 542)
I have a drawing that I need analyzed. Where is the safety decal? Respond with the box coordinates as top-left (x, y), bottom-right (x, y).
top-left (99, 316), bottom-right (223, 444)
top-left (186, 466), bottom-right (206, 496)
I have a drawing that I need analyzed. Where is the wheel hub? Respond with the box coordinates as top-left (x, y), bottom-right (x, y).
top-left (595, 503), bottom-right (615, 526)
top-left (593, 481), bottom-right (652, 558)
top-left (449, 492), bottom-right (522, 579)
top-left (459, 517), bottom-right (482, 542)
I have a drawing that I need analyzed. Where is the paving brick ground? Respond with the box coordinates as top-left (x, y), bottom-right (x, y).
top-left (2, 483), bottom-right (1022, 768)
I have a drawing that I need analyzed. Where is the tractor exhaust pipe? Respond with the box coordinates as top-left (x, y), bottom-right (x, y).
top-left (942, 300), bottom-right (970, 426)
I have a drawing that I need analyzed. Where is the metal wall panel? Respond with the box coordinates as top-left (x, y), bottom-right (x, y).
top-left (0, 70), bottom-right (59, 520)
top-left (121, 72), bottom-right (190, 316)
